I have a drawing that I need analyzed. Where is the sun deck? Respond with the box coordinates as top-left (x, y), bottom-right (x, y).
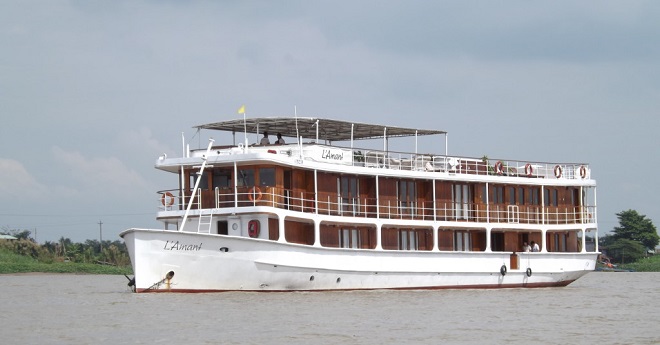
top-left (185, 142), bottom-right (590, 180)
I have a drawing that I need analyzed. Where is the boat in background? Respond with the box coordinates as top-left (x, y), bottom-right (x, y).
top-left (120, 116), bottom-right (599, 292)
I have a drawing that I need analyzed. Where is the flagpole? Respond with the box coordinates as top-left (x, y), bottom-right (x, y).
top-left (243, 111), bottom-right (248, 148)
top-left (238, 105), bottom-right (248, 149)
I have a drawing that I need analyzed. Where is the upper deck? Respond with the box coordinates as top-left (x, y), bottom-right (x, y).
top-left (163, 117), bottom-right (592, 183)
top-left (180, 143), bottom-right (591, 182)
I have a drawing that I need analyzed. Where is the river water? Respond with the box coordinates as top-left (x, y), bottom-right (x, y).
top-left (1, 272), bottom-right (658, 345)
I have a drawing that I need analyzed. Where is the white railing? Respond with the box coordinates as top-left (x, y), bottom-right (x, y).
top-left (189, 143), bottom-right (592, 180)
top-left (158, 186), bottom-right (597, 226)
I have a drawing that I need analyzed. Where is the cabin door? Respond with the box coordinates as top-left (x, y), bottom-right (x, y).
top-left (339, 176), bottom-right (359, 216)
top-left (453, 184), bottom-right (471, 220)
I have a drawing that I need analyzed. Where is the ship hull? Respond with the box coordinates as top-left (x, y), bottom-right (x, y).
top-left (120, 228), bottom-right (597, 293)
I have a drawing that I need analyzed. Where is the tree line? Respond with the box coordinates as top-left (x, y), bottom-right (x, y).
top-left (599, 209), bottom-right (659, 264)
top-left (0, 228), bottom-right (130, 267)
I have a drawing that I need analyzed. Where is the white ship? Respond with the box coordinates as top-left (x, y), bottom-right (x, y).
top-left (120, 116), bottom-right (599, 292)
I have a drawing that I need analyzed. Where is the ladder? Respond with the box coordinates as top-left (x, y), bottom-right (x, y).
top-left (198, 211), bottom-right (213, 234)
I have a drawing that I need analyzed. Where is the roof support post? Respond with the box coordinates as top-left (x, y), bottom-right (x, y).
top-left (351, 123), bottom-right (354, 149)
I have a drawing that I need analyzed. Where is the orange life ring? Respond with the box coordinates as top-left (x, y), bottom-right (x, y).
top-left (494, 161), bottom-right (504, 175)
top-left (524, 163), bottom-right (533, 177)
top-left (248, 186), bottom-right (262, 202)
top-left (248, 220), bottom-right (260, 238)
top-left (579, 165), bottom-right (587, 179)
top-left (161, 192), bottom-right (175, 206)
top-left (554, 165), bottom-right (562, 178)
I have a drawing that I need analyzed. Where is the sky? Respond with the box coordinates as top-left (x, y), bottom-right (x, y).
top-left (1, 1), bottom-right (659, 244)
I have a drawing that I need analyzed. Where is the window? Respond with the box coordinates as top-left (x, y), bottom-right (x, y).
top-left (237, 169), bottom-right (255, 186)
top-left (399, 229), bottom-right (418, 250)
top-left (490, 185), bottom-right (504, 204)
top-left (530, 188), bottom-right (540, 205)
top-left (213, 169), bottom-right (232, 189)
top-left (259, 168), bottom-right (275, 187)
top-left (454, 231), bottom-right (471, 251)
top-left (544, 188), bottom-right (559, 207)
top-left (552, 232), bottom-right (567, 252)
top-left (398, 180), bottom-right (417, 216)
top-left (339, 228), bottom-right (360, 249)
top-left (190, 170), bottom-right (208, 190)
top-left (518, 187), bottom-right (525, 205)
top-left (338, 176), bottom-right (359, 216)
top-left (453, 184), bottom-right (471, 219)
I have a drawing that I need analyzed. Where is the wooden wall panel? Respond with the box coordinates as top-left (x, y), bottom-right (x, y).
top-left (566, 231), bottom-right (578, 252)
top-left (418, 229), bottom-right (433, 251)
top-left (381, 228), bottom-right (398, 250)
top-left (360, 227), bottom-right (377, 249)
top-left (472, 231), bottom-right (486, 251)
top-left (284, 220), bottom-right (314, 245)
top-left (268, 218), bottom-right (279, 241)
top-left (319, 224), bottom-right (339, 248)
top-left (378, 178), bottom-right (398, 217)
top-left (504, 232), bottom-right (519, 252)
top-left (438, 230), bottom-right (453, 251)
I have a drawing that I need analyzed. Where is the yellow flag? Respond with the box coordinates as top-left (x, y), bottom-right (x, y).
top-left (237, 105), bottom-right (245, 114)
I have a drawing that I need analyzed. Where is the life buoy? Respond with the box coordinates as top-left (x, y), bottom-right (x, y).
top-left (579, 165), bottom-right (587, 179)
top-left (248, 186), bottom-right (262, 202)
top-left (494, 161), bottom-right (504, 175)
top-left (524, 163), bottom-right (533, 177)
top-left (500, 265), bottom-right (507, 276)
top-left (161, 192), bottom-right (175, 206)
top-left (526, 268), bottom-right (532, 277)
top-left (247, 219), bottom-right (260, 238)
top-left (554, 165), bottom-right (562, 178)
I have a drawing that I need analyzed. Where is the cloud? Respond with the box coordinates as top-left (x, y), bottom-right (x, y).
top-left (0, 158), bottom-right (49, 199)
top-left (116, 126), bottom-right (175, 157)
top-left (51, 146), bottom-right (151, 195)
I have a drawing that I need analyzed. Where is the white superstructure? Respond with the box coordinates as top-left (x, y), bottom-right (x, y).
top-left (121, 117), bottom-right (598, 292)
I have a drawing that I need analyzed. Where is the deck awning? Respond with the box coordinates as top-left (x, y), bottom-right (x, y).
top-left (195, 117), bottom-right (446, 142)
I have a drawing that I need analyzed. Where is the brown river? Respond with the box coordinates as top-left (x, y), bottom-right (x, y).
top-left (1, 272), bottom-right (658, 344)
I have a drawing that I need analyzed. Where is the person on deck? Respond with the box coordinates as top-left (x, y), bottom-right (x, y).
top-left (531, 241), bottom-right (540, 252)
top-left (522, 242), bottom-right (531, 252)
top-left (276, 133), bottom-right (285, 145)
top-left (260, 131), bottom-right (270, 145)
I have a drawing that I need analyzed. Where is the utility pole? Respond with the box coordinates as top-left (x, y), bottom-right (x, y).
top-left (98, 220), bottom-right (103, 253)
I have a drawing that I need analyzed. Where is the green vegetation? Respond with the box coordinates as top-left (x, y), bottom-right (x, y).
top-left (0, 249), bottom-right (132, 274)
top-left (618, 254), bottom-right (660, 272)
top-left (0, 229), bottom-right (132, 275)
top-left (600, 209), bottom-right (660, 271)
top-left (603, 238), bottom-right (648, 264)
top-left (610, 210), bottom-right (659, 249)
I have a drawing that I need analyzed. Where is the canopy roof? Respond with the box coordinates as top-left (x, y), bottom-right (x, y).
top-left (195, 117), bottom-right (446, 142)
